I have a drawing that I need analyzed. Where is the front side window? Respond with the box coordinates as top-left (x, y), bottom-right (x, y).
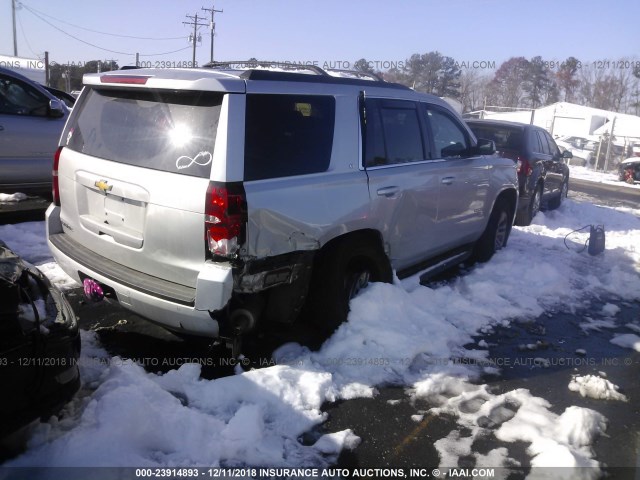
top-left (544, 131), bottom-right (561, 157)
top-left (0, 74), bottom-right (49, 116)
top-left (63, 88), bottom-right (223, 178)
top-left (536, 130), bottom-right (552, 156)
top-left (425, 107), bottom-right (469, 159)
top-left (244, 94), bottom-right (335, 181)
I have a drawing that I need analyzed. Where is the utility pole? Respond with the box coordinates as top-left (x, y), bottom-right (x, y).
top-left (183, 13), bottom-right (208, 66)
top-left (202, 4), bottom-right (223, 63)
top-left (12, 0), bottom-right (18, 56)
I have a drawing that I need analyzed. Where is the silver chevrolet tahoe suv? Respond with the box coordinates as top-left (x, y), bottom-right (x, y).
top-left (46, 63), bottom-right (518, 349)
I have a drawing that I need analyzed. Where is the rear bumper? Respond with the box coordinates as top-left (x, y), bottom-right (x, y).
top-left (46, 205), bottom-right (231, 337)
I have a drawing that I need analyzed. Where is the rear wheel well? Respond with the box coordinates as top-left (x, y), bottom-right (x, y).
top-left (304, 229), bottom-right (392, 333)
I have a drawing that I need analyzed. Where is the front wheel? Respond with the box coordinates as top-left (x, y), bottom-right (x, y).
top-left (472, 200), bottom-right (512, 263)
top-left (305, 237), bottom-right (392, 334)
top-left (548, 179), bottom-right (568, 210)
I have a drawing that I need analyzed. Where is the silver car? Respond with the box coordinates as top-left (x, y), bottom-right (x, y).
top-left (0, 66), bottom-right (70, 194)
top-left (46, 64), bottom-right (518, 351)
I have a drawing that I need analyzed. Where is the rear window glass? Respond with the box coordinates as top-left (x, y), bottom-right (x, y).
top-left (468, 124), bottom-right (523, 152)
top-left (244, 94), bottom-right (335, 181)
top-left (63, 88), bottom-right (223, 178)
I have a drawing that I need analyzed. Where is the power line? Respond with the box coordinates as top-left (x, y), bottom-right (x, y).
top-left (18, 1), bottom-right (185, 40)
top-left (19, 3), bottom-right (191, 57)
top-left (16, 10), bottom-right (41, 59)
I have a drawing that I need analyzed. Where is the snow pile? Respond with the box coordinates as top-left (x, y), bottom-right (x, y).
top-left (0, 192), bottom-right (28, 202)
top-left (568, 375), bottom-right (628, 402)
top-left (422, 379), bottom-right (606, 474)
top-left (10, 335), bottom-right (354, 467)
top-left (1, 198), bottom-right (638, 469)
top-left (610, 333), bottom-right (640, 352)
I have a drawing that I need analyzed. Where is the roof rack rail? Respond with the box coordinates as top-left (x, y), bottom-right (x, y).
top-left (325, 68), bottom-right (385, 82)
top-left (203, 60), bottom-right (329, 76)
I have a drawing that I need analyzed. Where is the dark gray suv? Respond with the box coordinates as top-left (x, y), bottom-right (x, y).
top-left (467, 120), bottom-right (571, 226)
top-left (0, 67), bottom-right (70, 194)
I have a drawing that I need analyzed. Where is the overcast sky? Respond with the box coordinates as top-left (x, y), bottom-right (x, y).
top-left (1, 0), bottom-right (639, 70)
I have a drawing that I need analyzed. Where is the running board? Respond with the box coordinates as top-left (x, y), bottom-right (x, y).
top-left (417, 251), bottom-right (471, 282)
top-left (396, 245), bottom-right (473, 281)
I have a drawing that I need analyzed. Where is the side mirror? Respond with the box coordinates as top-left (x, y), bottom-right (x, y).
top-left (48, 99), bottom-right (65, 118)
top-left (476, 138), bottom-right (496, 155)
top-left (442, 142), bottom-right (467, 158)
top-left (562, 150), bottom-right (573, 159)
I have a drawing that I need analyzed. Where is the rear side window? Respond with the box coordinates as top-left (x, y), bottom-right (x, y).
top-left (244, 94), bottom-right (335, 181)
top-left (364, 98), bottom-right (425, 167)
top-left (63, 88), bottom-right (223, 178)
top-left (468, 124), bottom-right (523, 152)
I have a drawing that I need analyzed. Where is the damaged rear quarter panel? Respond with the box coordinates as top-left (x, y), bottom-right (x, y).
top-left (243, 171), bottom-right (372, 258)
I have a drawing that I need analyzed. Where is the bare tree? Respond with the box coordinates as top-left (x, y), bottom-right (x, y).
top-left (489, 57), bottom-right (531, 108)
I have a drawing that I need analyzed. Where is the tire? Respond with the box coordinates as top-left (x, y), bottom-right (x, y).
top-left (472, 199), bottom-right (512, 263)
top-left (305, 236), bottom-right (392, 334)
top-left (515, 184), bottom-right (541, 226)
top-left (548, 179), bottom-right (568, 210)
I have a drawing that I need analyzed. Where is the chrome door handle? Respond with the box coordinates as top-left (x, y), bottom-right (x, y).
top-left (377, 186), bottom-right (400, 197)
top-left (441, 176), bottom-right (455, 185)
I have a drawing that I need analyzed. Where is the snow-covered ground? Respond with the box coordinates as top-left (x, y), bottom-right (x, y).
top-left (0, 197), bottom-right (639, 475)
top-left (570, 165), bottom-right (640, 190)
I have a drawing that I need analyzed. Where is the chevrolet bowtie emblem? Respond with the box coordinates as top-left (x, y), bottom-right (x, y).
top-left (94, 180), bottom-right (113, 193)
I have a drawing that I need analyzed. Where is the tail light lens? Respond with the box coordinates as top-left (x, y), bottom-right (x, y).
top-left (53, 146), bottom-right (63, 206)
top-left (516, 156), bottom-right (533, 176)
top-left (205, 182), bottom-right (247, 258)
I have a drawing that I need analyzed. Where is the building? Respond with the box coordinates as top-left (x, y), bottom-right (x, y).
top-left (0, 54), bottom-right (46, 84)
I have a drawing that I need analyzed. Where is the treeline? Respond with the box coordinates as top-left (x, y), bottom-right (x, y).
top-left (45, 54), bottom-right (640, 116)
top-left (355, 53), bottom-right (640, 115)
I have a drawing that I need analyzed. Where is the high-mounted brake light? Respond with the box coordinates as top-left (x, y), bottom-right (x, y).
top-left (205, 182), bottom-right (247, 258)
top-left (52, 146), bottom-right (63, 206)
top-left (100, 75), bottom-right (150, 85)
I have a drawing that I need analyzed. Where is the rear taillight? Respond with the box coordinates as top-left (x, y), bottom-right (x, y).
top-left (205, 182), bottom-right (247, 258)
top-left (53, 146), bottom-right (63, 206)
top-left (516, 156), bottom-right (533, 176)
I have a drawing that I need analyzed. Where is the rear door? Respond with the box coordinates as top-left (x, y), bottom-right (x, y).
top-left (57, 86), bottom-right (227, 288)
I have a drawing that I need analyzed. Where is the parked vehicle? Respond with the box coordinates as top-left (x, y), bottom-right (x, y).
top-left (0, 240), bottom-right (80, 437)
top-left (555, 135), bottom-right (596, 167)
top-left (466, 120), bottom-right (571, 226)
top-left (47, 62), bottom-right (518, 352)
top-left (0, 66), bottom-right (70, 194)
top-left (618, 157), bottom-right (640, 184)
